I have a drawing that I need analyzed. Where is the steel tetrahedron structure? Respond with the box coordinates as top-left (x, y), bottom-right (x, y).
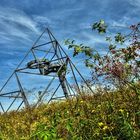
top-left (0, 28), bottom-right (94, 113)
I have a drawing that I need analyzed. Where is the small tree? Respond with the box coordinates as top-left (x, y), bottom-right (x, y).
top-left (65, 20), bottom-right (140, 94)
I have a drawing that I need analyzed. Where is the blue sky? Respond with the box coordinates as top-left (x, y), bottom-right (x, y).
top-left (0, 0), bottom-right (140, 87)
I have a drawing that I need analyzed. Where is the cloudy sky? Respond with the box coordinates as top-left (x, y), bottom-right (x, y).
top-left (0, 0), bottom-right (140, 87)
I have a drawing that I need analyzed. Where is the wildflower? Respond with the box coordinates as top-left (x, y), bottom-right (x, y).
top-left (31, 122), bottom-right (38, 131)
top-left (98, 122), bottom-right (104, 127)
top-left (119, 109), bottom-right (124, 113)
top-left (80, 100), bottom-right (84, 103)
top-left (126, 112), bottom-right (129, 117)
top-left (103, 125), bottom-right (108, 131)
top-left (91, 109), bottom-right (95, 113)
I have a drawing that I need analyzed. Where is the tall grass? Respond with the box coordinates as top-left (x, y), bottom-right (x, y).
top-left (0, 85), bottom-right (140, 140)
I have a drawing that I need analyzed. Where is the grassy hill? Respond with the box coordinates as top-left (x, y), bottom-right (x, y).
top-left (0, 86), bottom-right (140, 140)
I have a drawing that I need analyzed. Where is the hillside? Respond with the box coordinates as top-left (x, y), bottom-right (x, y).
top-left (0, 86), bottom-right (140, 140)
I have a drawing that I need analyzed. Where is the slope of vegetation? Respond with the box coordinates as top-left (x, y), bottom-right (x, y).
top-left (0, 86), bottom-right (140, 140)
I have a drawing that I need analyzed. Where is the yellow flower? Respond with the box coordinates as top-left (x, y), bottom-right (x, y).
top-left (31, 122), bottom-right (38, 131)
top-left (98, 122), bottom-right (104, 127)
top-left (97, 105), bottom-right (101, 108)
top-left (91, 109), bottom-right (95, 113)
top-left (80, 100), bottom-right (84, 103)
top-left (119, 109), bottom-right (124, 113)
top-left (103, 126), bottom-right (108, 131)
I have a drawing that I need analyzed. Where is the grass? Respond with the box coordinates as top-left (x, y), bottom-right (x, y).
top-left (0, 86), bottom-right (140, 140)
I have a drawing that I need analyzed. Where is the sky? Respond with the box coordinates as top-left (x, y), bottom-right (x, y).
top-left (0, 0), bottom-right (140, 87)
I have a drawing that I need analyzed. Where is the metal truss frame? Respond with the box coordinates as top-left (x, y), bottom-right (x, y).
top-left (0, 28), bottom-right (94, 113)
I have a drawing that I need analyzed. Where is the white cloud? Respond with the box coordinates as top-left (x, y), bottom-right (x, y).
top-left (0, 7), bottom-right (41, 43)
top-left (111, 16), bottom-right (130, 28)
top-left (81, 32), bottom-right (107, 45)
top-left (33, 16), bottom-right (51, 24)
top-left (0, 7), bottom-right (39, 33)
top-left (32, 15), bottom-right (52, 29)
top-left (128, 0), bottom-right (140, 7)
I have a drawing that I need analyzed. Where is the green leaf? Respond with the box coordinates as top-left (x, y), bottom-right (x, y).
top-left (115, 33), bottom-right (125, 44)
top-left (109, 44), bottom-right (116, 50)
top-left (64, 39), bottom-right (70, 45)
top-left (85, 60), bottom-right (94, 68)
top-left (92, 20), bottom-right (107, 33)
top-left (68, 45), bottom-right (73, 49)
top-left (93, 53), bottom-right (100, 60)
top-left (84, 47), bottom-right (93, 57)
top-left (71, 40), bottom-right (75, 44)
top-left (92, 22), bottom-right (98, 30)
top-left (106, 36), bottom-right (112, 42)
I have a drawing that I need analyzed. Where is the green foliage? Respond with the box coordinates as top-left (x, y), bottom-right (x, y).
top-left (0, 132), bottom-right (3, 140)
top-left (30, 123), bottom-right (58, 140)
top-left (114, 33), bottom-right (125, 44)
top-left (65, 39), bottom-right (93, 57)
top-left (85, 59), bottom-right (94, 68)
top-left (92, 20), bottom-right (107, 34)
top-left (108, 44), bottom-right (116, 50)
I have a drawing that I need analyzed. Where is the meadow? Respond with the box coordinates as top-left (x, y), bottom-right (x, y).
top-left (0, 85), bottom-right (140, 140)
